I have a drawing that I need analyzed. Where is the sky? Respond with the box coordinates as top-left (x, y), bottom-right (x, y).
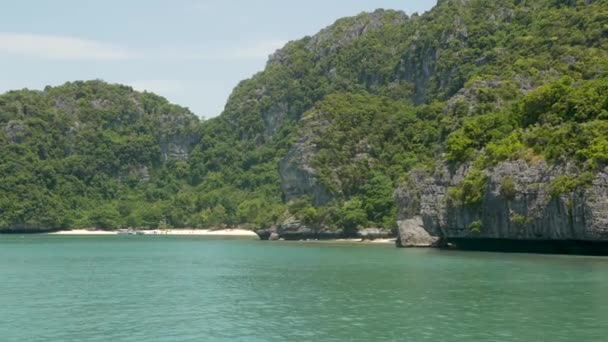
top-left (0, 0), bottom-right (437, 118)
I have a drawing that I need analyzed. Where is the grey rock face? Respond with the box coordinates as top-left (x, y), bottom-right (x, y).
top-left (443, 79), bottom-right (505, 119)
top-left (127, 165), bottom-right (150, 182)
top-left (157, 110), bottom-right (200, 161)
top-left (396, 217), bottom-right (441, 247)
top-left (269, 9), bottom-right (407, 66)
top-left (159, 134), bottom-right (198, 162)
top-left (394, 160), bottom-right (608, 247)
top-left (255, 228), bottom-right (276, 241)
top-left (256, 217), bottom-right (396, 241)
top-left (255, 218), bottom-right (345, 241)
top-left (400, 46), bottom-right (438, 105)
top-left (263, 101), bottom-right (289, 138)
top-left (279, 112), bottom-right (334, 206)
top-left (91, 98), bottom-right (111, 110)
top-left (3, 120), bottom-right (25, 143)
top-left (262, 10), bottom-right (409, 139)
top-left (303, 9), bottom-right (408, 58)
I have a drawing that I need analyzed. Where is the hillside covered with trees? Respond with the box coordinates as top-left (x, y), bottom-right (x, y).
top-left (1, 0), bottom-right (607, 233)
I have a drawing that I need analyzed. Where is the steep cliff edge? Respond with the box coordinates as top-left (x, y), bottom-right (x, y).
top-left (278, 112), bottom-right (334, 206)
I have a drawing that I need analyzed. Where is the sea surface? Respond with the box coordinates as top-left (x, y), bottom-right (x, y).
top-left (1, 235), bottom-right (607, 341)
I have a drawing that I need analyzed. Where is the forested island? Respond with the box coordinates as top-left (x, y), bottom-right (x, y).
top-left (1, 0), bottom-right (608, 252)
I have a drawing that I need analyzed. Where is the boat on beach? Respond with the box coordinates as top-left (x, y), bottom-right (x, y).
top-left (116, 229), bottom-right (143, 235)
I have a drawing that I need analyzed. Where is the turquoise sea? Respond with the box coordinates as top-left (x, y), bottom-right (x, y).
top-left (1, 235), bottom-right (607, 341)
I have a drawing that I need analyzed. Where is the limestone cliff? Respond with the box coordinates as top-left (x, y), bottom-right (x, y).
top-left (395, 160), bottom-right (608, 250)
top-left (278, 110), bottom-right (334, 206)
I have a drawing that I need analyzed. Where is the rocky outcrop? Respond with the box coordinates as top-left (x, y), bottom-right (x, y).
top-left (396, 217), bottom-right (441, 247)
top-left (279, 112), bottom-right (334, 206)
top-left (3, 120), bottom-right (25, 144)
top-left (256, 229), bottom-right (274, 241)
top-left (157, 110), bottom-right (200, 161)
top-left (159, 134), bottom-right (198, 161)
top-left (125, 165), bottom-right (150, 182)
top-left (303, 9), bottom-right (408, 58)
top-left (268, 10), bottom-right (408, 66)
top-left (256, 219), bottom-right (343, 241)
top-left (256, 219), bottom-right (393, 241)
top-left (395, 160), bottom-right (608, 252)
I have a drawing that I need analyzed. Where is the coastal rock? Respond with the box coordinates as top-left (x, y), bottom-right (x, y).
top-left (256, 220), bottom-right (396, 241)
top-left (394, 160), bottom-right (608, 250)
top-left (396, 217), bottom-right (441, 247)
top-left (256, 219), bottom-right (345, 241)
top-left (279, 219), bottom-right (342, 240)
top-left (255, 228), bottom-right (276, 241)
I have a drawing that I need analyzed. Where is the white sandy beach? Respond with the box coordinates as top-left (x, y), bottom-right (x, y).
top-left (45, 229), bottom-right (393, 243)
top-left (155, 229), bottom-right (258, 237)
top-left (48, 230), bottom-right (117, 235)
top-left (364, 238), bottom-right (396, 244)
top-left (321, 238), bottom-right (396, 244)
top-left (47, 229), bottom-right (258, 237)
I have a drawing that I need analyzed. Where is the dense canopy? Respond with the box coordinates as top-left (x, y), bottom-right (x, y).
top-left (1, 0), bottom-right (607, 232)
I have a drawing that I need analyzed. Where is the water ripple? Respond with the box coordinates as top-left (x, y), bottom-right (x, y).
top-left (1, 236), bottom-right (608, 341)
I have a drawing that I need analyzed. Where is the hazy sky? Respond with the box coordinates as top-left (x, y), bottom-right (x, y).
top-left (0, 0), bottom-right (437, 118)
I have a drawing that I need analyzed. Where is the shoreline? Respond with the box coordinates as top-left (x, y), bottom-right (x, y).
top-left (35, 230), bottom-right (395, 243)
top-left (4, 229), bottom-right (397, 244)
top-left (45, 229), bottom-right (258, 237)
top-left (274, 238), bottom-right (397, 244)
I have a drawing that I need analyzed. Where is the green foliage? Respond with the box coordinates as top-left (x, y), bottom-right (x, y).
top-left (521, 77), bottom-right (608, 126)
top-left (297, 93), bottom-right (438, 227)
top-left (88, 204), bottom-right (121, 230)
top-left (237, 199), bottom-right (283, 228)
top-left (307, 93), bottom-right (439, 194)
top-left (484, 132), bottom-right (528, 166)
top-left (446, 112), bottom-right (519, 163)
top-left (338, 198), bottom-right (368, 233)
top-left (301, 207), bottom-right (319, 227)
top-left (468, 220), bottom-right (483, 233)
top-left (0, 81), bottom-right (202, 231)
top-left (511, 213), bottom-right (527, 226)
top-left (499, 176), bottom-right (517, 201)
top-left (447, 75), bottom-right (608, 179)
top-left (362, 173), bottom-right (397, 227)
top-left (1, 0), bottom-right (608, 232)
top-left (448, 169), bottom-right (488, 207)
top-left (548, 173), bottom-right (594, 197)
top-left (184, 0), bottom-right (606, 232)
